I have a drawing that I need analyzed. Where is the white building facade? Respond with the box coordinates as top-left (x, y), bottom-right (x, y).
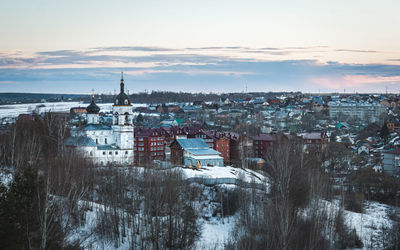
top-left (328, 101), bottom-right (386, 123)
top-left (66, 74), bottom-right (134, 165)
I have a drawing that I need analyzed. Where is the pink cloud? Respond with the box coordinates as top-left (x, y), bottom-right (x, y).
top-left (311, 75), bottom-right (400, 90)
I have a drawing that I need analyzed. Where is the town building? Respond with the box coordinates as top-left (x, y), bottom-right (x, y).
top-left (134, 128), bottom-right (165, 164)
top-left (382, 148), bottom-right (400, 176)
top-left (302, 132), bottom-right (328, 152)
top-left (328, 101), bottom-right (386, 122)
top-left (170, 138), bottom-right (223, 167)
top-left (252, 133), bottom-right (277, 158)
top-left (194, 130), bottom-right (240, 163)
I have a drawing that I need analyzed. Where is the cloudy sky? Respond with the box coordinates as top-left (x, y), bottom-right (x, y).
top-left (1, 0), bottom-right (400, 94)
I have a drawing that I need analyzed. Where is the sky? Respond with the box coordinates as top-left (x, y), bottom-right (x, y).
top-left (1, 0), bottom-right (400, 94)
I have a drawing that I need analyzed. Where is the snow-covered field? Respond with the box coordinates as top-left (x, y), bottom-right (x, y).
top-left (0, 102), bottom-right (148, 120)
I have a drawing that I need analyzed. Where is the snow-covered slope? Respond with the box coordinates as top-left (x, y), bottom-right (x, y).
top-left (345, 201), bottom-right (394, 249)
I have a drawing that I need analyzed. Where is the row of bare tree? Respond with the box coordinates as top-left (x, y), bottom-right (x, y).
top-left (225, 136), bottom-right (365, 250)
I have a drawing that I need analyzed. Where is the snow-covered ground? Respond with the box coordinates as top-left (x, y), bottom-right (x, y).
top-left (0, 166), bottom-right (13, 188)
top-left (196, 216), bottom-right (236, 249)
top-left (345, 201), bottom-right (394, 249)
top-left (180, 166), bottom-right (268, 185)
top-left (0, 165), bottom-right (397, 249)
top-left (0, 102), bottom-right (148, 119)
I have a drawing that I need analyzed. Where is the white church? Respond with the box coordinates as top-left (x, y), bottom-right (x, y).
top-left (66, 73), bottom-right (134, 165)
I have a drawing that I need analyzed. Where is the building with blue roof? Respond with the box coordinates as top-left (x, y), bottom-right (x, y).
top-left (170, 138), bottom-right (223, 167)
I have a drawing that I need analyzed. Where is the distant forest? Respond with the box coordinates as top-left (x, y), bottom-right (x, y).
top-left (0, 91), bottom-right (300, 105)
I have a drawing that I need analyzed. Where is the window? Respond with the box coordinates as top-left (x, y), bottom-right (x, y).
top-left (96, 138), bottom-right (98, 144)
top-left (125, 151), bottom-right (128, 155)
top-left (114, 114), bottom-right (119, 125)
top-left (90, 152), bottom-right (93, 156)
top-left (102, 152), bottom-right (106, 155)
top-left (139, 137), bottom-right (144, 141)
top-left (109, 151), bottom-right (112, 155)
top-left (115, 151), bottom-right (118, 155)
top-left (138, 143), bottom-right (144, 146)
top-left (105, 138), bottom-right (108, 144)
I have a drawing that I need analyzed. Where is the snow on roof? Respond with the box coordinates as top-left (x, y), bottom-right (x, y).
top-left (253, 134), bottom-right (276, 141)
top-left (303, 132), bottom-right (324, 140)
top-left (383, 148), bottom-right (400, 155)
top-left (186, 148), bottom-right (221, 156)
top-left (65, 136), bottom-right (96, 147)
top-left (83, 124), bottom-right (112, 131)
top-left (187, 155), bottom-right (223, 160)
top-left (176, 138), bottom-right (209, 149)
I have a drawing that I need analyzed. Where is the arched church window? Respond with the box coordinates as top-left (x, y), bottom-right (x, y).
top-left (124, 112), bottom-right (129, 125)
top-left (114, 112), bottom-right (119, 125)
top-left (124, 99), bottom-right (128, 105)
top-left (116, 99), bottom-right (119, 105)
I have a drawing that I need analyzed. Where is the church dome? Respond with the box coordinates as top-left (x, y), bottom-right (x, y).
top-left (113, 72), bottom-right (132, 106)
top-left (86, 95), bottom-right (100, 114)
top-left (114, 92), bottom-right (131, 106)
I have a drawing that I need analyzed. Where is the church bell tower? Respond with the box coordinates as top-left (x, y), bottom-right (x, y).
top-left (112, 72), bottom-right (134, 163)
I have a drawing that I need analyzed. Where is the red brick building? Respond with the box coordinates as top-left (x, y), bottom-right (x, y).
top-left (214, 137), bottom-right (230, 162)
top-left (134, 128), bottom-right (166, 164)
top-left (194, 130), bottom-right (240, 164)
top-left (252, 133), bottom-right (277, 158)
top-left (302, 132), bottom-right (328, 152)
top-left (223, 132), bottom-right (240, 164)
